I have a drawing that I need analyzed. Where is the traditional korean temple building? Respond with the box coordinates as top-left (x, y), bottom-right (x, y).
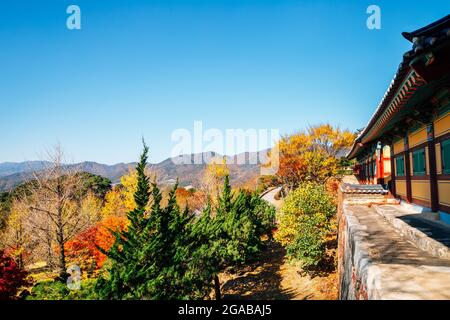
top-left (347, 14), bottom-right (450, 218)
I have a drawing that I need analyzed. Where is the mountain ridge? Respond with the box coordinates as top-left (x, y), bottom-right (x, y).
top-left (0, 150), bottom-right (268, 192)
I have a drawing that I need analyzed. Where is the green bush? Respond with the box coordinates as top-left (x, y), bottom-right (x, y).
top-left (27, 281), bottom-right (69, 300)
top-left (249, 193), bottom-right (276, 240)
top-left (67, 279), bottom-right (99, 300)
top-left (275, 182), bottom-right (336, 271)
top-left (275, 182), bottom-right (335, 245)
top-left (286, 218), bottom-right (326, 269)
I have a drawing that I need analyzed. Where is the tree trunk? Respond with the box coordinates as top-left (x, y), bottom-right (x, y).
top-left (57, 238), bottom-right (67, 281)
top-left (56, 200), bottom-right (67, 281)
top-left (17, 252), bottom-right (24, 270)
top-left (16, 226), bottom-right (24, 269)
top-left (46, 232), bottom-right (53, 268)
top-left (214, 274), bottom-right (221, 300)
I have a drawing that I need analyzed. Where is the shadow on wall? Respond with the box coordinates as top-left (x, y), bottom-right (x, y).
top-left (398, 214), bottom-right (450, 248)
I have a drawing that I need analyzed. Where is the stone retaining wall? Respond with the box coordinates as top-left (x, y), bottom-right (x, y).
top-left (338, 184), bottom-right (450, 300)
top-left (338, 201), bottom-right (372, 300)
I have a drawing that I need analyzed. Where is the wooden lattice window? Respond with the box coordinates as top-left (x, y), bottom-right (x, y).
top-left (442, 139), bottom-right (450, 175)
top-left (412, 148), bottom-right (426, 176)
top-left (396, 155), bottom-right (405, 177)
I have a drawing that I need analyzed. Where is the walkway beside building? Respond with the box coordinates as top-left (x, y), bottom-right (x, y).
top-left (338, 178), bottom-right (450, 299)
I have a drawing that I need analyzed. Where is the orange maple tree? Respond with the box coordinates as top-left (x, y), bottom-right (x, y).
top-left (65, 215), bottom-right (128, 275)
top-left (175, 187), bottom-right (206, 212)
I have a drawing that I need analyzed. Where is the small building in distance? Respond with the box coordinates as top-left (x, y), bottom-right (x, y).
top-left (347, 15), bottom-right (450, 221)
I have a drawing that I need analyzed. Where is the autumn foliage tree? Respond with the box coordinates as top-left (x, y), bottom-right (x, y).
top-left (175, 187), bottom-right (206, 212)
top-left (275, 182), bottom-right (336, 271)
top-left (273, 124), bottom-right (355, 190)
top-left (201, 156), bottom-right (230, 200)
top-left (4, 145), bottom-right (109, 280)
top-left (0, 145), bottom-right (114, 281)
top-left (0, 250), bottom-right (29, 300)
top-left (1, 198), bottom-right (32, 269)
top-left (64, 215), bottom-right (128, 275)
top-left (101, 170), bottom-right (138, 217)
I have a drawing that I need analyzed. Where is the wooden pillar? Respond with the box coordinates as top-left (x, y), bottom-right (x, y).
top-left (376, 141), bottom-right (384, 185)
top-left (404, 136), bottom-right (413, 203)
top-left (390, 143), bottom-right (396, 197)
top-left (427, 123), bottom-right (439, 212)
top-left (363, 163), bottom-right (367, 182)
top-left (366, 158), bottom-right (369, 184)
top-left (369, 145), bottom-right (374, 184)
top-left (360, 163), bottom-right (363, 181)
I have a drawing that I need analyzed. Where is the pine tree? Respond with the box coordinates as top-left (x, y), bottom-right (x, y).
top-left (189, 175), bottom-right (275, 299)
top-left (97, 142), bottom-right (197, 299)
top-left (96, 142), bottom-right (152, 299)
top-left (187, 198), bottom-right (222, 299)
top-left (134, 139), bottom-right (150, 212)
top-left (96, 146), bottom-right (275, 300)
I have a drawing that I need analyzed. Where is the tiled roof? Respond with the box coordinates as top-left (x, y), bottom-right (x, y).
top-left (347, 14), bottom-right (450, 159)
top-left (402, 14), bottom-right (450, 43)
top-left (340, 183), bottom-right (388, 194)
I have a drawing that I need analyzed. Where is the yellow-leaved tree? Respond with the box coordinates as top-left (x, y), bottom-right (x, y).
top-left (270, 124), bottom-right (355, 190)
top-left (79, 191), bottom-right (104, 223)
top-left (1, 198), bottom-right (31, 269)
top-left (201, 156), bottom-right (230, 200)
top-left (101, 170), bottom-right (138, 217)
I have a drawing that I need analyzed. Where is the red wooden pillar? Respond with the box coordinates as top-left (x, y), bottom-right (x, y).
top-left (376, 141), bottom-right (384, 183)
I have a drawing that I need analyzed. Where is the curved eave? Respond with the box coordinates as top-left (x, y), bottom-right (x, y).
top-left (402, 14), bottom-right (450, 42)
top-left (360, 70), bottom-right (426, 145)
top-left (347, 66), bottom-right (425, 159)
top-left (347, 15), bottom-right (450, 160)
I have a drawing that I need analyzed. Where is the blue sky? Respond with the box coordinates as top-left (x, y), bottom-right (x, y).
top-left (0, 1), bottom-right (448, 164)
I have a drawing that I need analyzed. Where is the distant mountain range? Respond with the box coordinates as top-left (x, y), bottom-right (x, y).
top-left (0, 151), bottom-right (267, 192)
top-left (0, 161), bottom-right (135, 192)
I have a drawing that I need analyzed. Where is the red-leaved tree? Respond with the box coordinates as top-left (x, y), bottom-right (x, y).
top-left (65, 216), bottom-right (128, 275)
top-left (0, 250), bottom-right (30, 300)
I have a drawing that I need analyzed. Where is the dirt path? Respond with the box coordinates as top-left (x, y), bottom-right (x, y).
top-left (220, 241), bottom-right (338, 300)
